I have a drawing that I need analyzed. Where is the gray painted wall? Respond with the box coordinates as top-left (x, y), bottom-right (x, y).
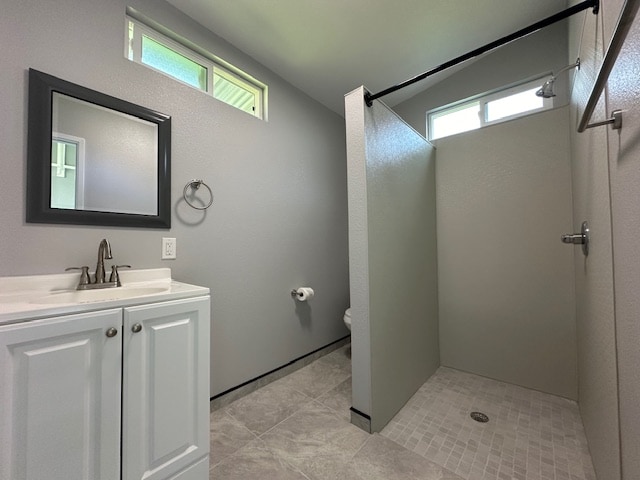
top-left (568, 0), bottom-right (640, 478)
top-left (606, 9), bottom-right (640, 478)
top-left (388, 14), bottom-right (578, 400)
top-left (435, 107), bottom-right (577, 399)
top-left (344, 87), bottom-right (373, 418)
top-left (568, 3), bottom-right (620, 478)
top-left (393, 22), bottom-right (570, 138)
top-left (0, 0), bottom-right (350, 397)
top-left (345, 87), bottom-right (439, 432)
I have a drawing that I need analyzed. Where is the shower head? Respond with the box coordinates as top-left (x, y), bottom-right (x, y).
top-left (536, 78), bottom-right (557, 98)
top-left (536, 58), bottom-right (581, 98)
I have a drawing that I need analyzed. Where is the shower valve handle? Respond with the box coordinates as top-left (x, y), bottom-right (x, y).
top-left (561, 234), bottom-right (586, 244)
top-left (561, 221), bottom-right (589, 257)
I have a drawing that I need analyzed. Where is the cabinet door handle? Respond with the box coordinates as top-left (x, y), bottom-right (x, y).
top-left (131, 323), bottom-right (142, 333)
top-left (105, 327), bottom-right (118, 338)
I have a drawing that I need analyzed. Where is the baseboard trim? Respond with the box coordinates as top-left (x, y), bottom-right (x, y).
top-left (350, 407), bottom-right (372, 433)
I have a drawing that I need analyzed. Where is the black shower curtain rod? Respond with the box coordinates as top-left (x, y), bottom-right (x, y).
top-left (364, 0), bottom-right (600, 106)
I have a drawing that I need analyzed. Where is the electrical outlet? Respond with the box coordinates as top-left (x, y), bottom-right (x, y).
top-left (162, 237), bottom-right (176, 259)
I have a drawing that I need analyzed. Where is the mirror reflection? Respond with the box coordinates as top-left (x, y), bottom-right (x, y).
top-left (51, 93), bottom-right (158, 215)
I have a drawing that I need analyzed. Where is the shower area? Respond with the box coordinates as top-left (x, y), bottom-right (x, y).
top-left (343, 1), bottom-right (640, 480)
top-left (345, 87), bottom-right (589, 480)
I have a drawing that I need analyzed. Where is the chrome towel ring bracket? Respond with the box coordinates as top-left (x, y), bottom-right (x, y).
top-left (183, 179), bottom-right (213, 210)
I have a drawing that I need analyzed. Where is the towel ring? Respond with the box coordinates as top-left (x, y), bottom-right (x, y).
top-left (183, 179), bottom-right (213, 210)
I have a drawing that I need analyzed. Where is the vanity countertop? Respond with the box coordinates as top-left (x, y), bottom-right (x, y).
top-left (0, 268), bottom-right (209, 325)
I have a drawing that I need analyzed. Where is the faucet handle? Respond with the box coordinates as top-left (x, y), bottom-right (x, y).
top-left (109, 265), bottom-right (131, 286)
top-left (66, 266), bottom-right (91, 286)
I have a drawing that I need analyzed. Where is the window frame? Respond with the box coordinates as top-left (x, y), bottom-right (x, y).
top-left (427, 75), bottom-right (554, 141)
top-left (126, 16), bottom-right (266, 120)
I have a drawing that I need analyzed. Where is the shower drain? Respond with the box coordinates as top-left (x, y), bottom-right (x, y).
top-left (470, 411), bottom-right (489, 423)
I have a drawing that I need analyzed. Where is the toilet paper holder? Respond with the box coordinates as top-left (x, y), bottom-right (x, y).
top-left (291, 287), bottom-right (314, 301)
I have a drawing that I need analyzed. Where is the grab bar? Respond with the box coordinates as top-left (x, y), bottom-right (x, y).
top-left (578, 0), bottom-right (640, 132)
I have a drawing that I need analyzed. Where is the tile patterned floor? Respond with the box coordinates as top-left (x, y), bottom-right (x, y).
top-left (382, 367), bottom-right (596, 480)
top-left (210, 345), bottom-right (596, 480)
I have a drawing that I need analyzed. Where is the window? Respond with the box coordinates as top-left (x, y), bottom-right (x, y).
top-left (126, 16), bottom-right (266, 119)
top-left (427, 77), bottom-right (553, 141)
top-left (429, 101), bottom-right (481, 141)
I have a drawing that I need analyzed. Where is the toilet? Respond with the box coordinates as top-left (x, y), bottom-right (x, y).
top-left (343, 308), bottom-right (352, 331)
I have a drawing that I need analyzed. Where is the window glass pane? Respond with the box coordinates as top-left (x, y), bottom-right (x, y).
top-left (213, 73), bottom-right (256, 114)
top-left (430, 102), bottom-right (480, 140)
top-left (486, 87), bottom-right (544, 122)
top-left (50, 140), bottom-right (77, 210)
top-left (127, 21), bottom-right (134, 60)
top-left (141, 36), bottom-right (207, 91)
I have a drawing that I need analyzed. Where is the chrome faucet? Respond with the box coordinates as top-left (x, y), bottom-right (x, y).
top-left (95, 238), bottom-right (113, 284)
top-left (66, 239), bottom-right (130, 290)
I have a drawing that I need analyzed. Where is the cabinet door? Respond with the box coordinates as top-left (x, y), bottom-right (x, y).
top-left (0, 310), bottom-right (122, 480)
top-left (122, 296), bottom-right (210, 480)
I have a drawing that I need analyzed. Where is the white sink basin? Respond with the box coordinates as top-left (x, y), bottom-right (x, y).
top-left (31, 287), bottom-right (169, 305)
top-left (0, 268), bottom-right (210, 325)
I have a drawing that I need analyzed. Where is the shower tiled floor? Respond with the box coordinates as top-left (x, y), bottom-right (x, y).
top-left (382, 367), bottom-right (596, 480)
top-left (209, 345), bottom-right (596, 480)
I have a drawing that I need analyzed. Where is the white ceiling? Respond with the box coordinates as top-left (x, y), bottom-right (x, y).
top-left (166, 0), bottom-right (568, 115)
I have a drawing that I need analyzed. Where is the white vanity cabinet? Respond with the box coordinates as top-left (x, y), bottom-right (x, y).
top-left (0, 308), bottom-right (123, 480)
top-left (122, 297), bottom-right (210, 480)
top-left (0, 294), bottom-right (210, 480)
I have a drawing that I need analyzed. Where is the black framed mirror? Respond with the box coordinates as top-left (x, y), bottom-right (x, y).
top-left (27, 68), bottom-right (171, 228)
